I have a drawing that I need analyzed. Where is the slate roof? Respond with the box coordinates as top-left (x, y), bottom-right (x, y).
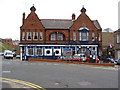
top-left (41, 19), bottom-right (73, 29)
top-left (92, 20), bottom-right (102, 29)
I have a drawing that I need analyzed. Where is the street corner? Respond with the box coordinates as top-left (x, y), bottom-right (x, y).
top-left (0, 78), bottom-right (45, 90)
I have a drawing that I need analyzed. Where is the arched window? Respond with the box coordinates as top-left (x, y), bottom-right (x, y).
top-left (50, 32), bottom-right (64, 41)
top-left (78, 27), bottom-right (89, 41)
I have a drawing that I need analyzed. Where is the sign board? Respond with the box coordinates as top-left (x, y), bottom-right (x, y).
top-left (63, 48), bottom-right (72, 56)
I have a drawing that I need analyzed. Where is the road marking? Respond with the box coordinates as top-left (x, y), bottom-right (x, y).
top-left (2, 71), bottom-right (11, 73)
top-left (78, 81), bottom-right (91, 86)
top-left (1, 77), bottom-right (45, 90)
top-left (92, 67), bottom-right (118, 71)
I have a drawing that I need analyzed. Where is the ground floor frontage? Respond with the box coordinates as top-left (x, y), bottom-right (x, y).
top-left (19, 44), bottom-right (99, 61)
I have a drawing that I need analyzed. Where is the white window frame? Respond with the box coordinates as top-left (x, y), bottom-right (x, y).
top-left (92, 32), bottom-right (95, 41)
top-left (27, 47), bottom-right (34, 56)
top-left (98, 33), bottom-right (101, 41)
top-left (27, 32), bottom-right (32, 40)
top-left (51, 33), bottom-right (56, 41)
top-left (35, 48), bottom-right (43, 56)
top-left (33, 32), bottom-right (38, 40)
top-left (80, 32), bottom-right (88, 41)
top-left (22, 32), bottom-right (25, 40)
top-left (40, 32), bottom-right (43, 40)
top-left (58, 33), bottom-right (63, 41)
top-left (73, 32), bottom-right (76, 41)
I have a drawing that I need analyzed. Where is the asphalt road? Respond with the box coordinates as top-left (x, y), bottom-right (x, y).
top-left (1, 56), bottom-right (119, 89)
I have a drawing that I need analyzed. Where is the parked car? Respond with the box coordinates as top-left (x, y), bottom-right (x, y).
top-left (75, 54), bottom-right (86, 62)
top-left (4, 50), bottom-right (13, 59)
top-left (116, 59), bottom-right (120, 65)
top-left (57, 56), bottom-right (82, 62)
top-left (106, 58), bottom-right (116, 64)
top-left (16, 55), bottom-right (20, 59)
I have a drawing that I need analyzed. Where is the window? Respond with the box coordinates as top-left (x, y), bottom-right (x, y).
top-left (98, 33), bottom-right (101, 41)
top-left (51, 32), bottom-right (56, 41)
top-left (58, 33), bottom-right (63, 40)
top-left (40, 32), bottom-right (43, 40)
top-left (73, 32), bottom-right (76, 41)
top-left (36, 48), bottom-right (42, 56)
top-left (27, 48), bottom-right (33, 56)
top-left (117, 34), bottom-right (120, 43)
top-left (81, 48), bottom-right (87, 53)
top-left (79, 32), bottom-right (88, 41)
top-left (27, 32), bottom-right (32, 40)
top-left (92, 32), bottom-right (95, 41)
top-left (79, 27), bottom-right (89, 41)
top-left (22, 32), bottom-right (25, 40)
top-left (33, 32), bottom-right (38, 40)
top-left (50, 32), bottom-right (64, 41)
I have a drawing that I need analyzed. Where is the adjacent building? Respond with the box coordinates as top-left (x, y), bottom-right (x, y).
top-left (19, 6), bottom-right (102, 60)
top-left (1, 38), bottom-right (14, 48)
top-left (102, 32), bottom-right (115, 58)
top-left (114, 29), bottom-right (120, 59)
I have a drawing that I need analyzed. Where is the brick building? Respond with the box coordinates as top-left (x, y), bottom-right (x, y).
top-left (19, 6), bottom-right (102, 60)
top-left (1, 38), bottom-right (14, 48)
top-left (102, 32), bottom-right (115, 58)
top-left (114, 29), bottom-right (120, 59)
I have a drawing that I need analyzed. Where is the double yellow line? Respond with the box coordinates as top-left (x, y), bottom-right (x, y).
top-left (1, 77), bottom-right (45, 90)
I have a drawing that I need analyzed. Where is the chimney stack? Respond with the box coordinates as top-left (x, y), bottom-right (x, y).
top-left (72, 13), bottom-right (76, 21)
top-left (22, 12), bottom-right (25, 25)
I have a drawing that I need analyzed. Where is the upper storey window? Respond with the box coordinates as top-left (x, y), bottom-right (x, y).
top-left (92, 32), bottom-right (95, 41)
top-left (50, 32), bottom-right (64, 41)
top-left (40, 32), bottom-right (43, 40)
top-left (22, 32), bottom-right (25, 40)
top-left (27, 32), bottom-right (32, 40)
top-left (33, 32), bottom-right (38, 40)
top-left (79, 27), bottom-right (89, 41)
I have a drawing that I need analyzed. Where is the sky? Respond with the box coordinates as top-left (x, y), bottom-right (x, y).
top-left (0, 0), bottom-right (119, 40)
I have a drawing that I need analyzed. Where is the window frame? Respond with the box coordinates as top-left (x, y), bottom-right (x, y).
top-left (27, 32), bottom-right (32, 40)
top-left (33, 32), bottom-right (38, 40)
top-left (78, 27), bottom-right (89, 41)
top-left (40, 32), bottom-right (43, 41)
top-left (73, 31), bottom-right (76, 41)
top-left (22, 31), bottom-right (25, 40)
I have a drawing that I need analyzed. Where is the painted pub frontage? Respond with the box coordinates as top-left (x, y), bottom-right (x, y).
top-left (19, 6), bottom-right (102, 61)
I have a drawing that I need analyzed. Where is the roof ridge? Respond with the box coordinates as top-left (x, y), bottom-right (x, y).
top-left (41, 19), bottom-right (72, 21)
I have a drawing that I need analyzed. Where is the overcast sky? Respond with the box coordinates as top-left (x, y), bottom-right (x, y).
top-left (0, 0), bottom-right (119, 40)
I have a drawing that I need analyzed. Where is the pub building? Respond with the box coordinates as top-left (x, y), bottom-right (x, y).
top-left (19, 5), bottom-right (102, 60)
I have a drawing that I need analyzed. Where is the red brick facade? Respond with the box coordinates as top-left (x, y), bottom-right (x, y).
top-left (20, 6), bottom-right (102, 45)
top-left (19, 6), bottom-right (102, 60)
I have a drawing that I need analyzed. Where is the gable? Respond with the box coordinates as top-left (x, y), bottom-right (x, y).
top-left (21, 11), bottom-right (44, 30)
top-left (70, 10), bottom-right (99, 31)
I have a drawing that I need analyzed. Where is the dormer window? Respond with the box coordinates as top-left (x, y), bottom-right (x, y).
top-left (79, 27), bottom-right (89, 41)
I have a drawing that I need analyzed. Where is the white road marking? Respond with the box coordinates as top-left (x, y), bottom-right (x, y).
top-left (2, 71), bottom-right (11, 73)
top-left (54, 83), bottom-right (59, 85)
top-left (78, 81), bottom-right (91, 86)
top-left (92, 67), bottom-right (118, 71)
top-left (54, 64), bottom-right (59, 65)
